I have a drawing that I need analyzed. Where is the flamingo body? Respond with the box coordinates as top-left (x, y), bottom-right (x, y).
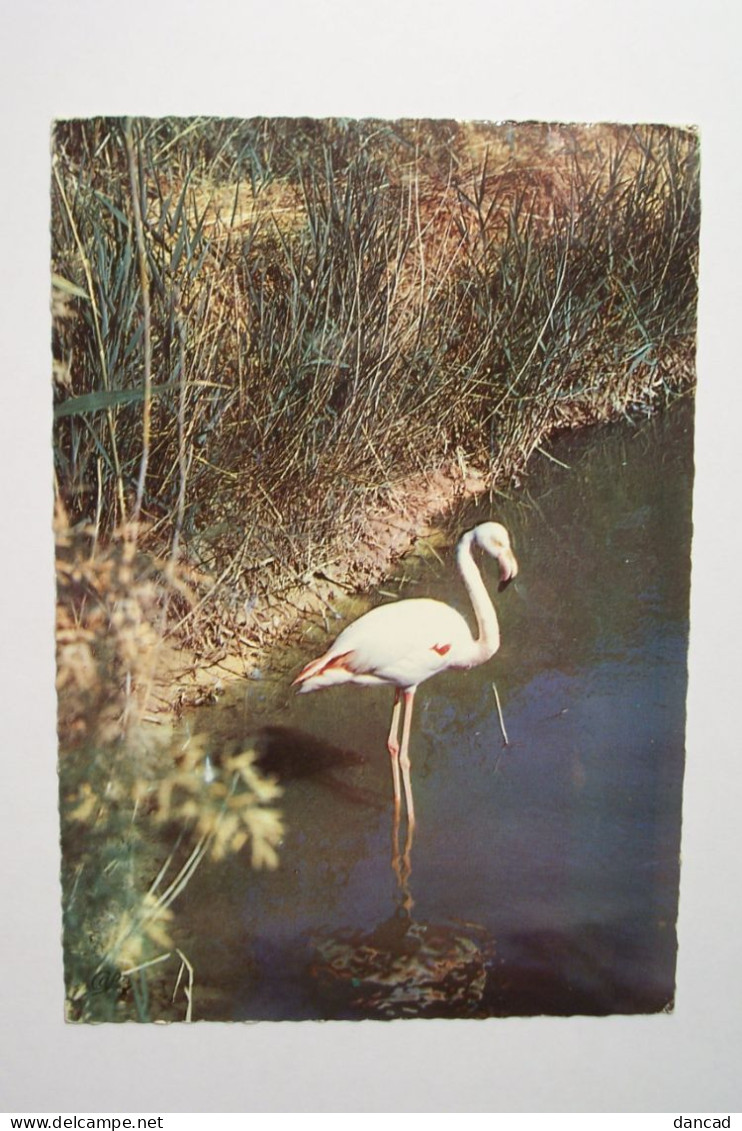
top-left (294, 597), bottom-right (478, 694)
top-left (293, 522), bottom-right (518, 825)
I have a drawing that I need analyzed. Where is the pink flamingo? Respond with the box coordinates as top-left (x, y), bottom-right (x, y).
top-left (293, 522), bottom-right (518, 827)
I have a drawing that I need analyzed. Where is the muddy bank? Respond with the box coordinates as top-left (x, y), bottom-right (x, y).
top-left (157, 457), bottom-right (489, 713)
top-left (160, 381), bottom-right (693, 720)
top-left (140, 374), bottom-right (693, 727)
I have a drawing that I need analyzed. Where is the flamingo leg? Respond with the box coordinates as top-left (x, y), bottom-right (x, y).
top-left (399, 687), bottom-right (417, 828)
top-left (386, 689), bottom-right (403, 811)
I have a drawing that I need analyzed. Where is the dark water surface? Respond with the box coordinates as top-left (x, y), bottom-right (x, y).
top-left (182, 401), bottom-right (694, 1020)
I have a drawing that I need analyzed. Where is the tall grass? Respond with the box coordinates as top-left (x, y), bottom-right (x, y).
top-left (52, 120), bottom-right (698, 631)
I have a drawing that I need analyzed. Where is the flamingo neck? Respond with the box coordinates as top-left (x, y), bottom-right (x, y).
top-left (456, 531), bottom-right (500, 665)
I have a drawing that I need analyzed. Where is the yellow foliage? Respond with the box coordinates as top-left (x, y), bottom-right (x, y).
top-left (67, 782), bottom-right (99, 823)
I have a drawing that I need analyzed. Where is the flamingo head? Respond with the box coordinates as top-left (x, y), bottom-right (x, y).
top-left (470, 522), bottom-right (519, 590)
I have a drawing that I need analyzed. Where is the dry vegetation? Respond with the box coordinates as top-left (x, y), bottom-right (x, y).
top-left (52, 117), bottom-right (699, 1020)
top-left (56, 505), bottom-right (284, 1021)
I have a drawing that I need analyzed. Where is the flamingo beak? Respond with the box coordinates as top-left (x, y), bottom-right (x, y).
top-left (497, 548), bottom-right (519, 591)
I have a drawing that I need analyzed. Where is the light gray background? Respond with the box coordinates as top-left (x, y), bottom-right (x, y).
top-left (1, 0), bottom-right (740, 1113)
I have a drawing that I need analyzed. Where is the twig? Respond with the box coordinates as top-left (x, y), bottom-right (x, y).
top-left (491, 680), bottom-right (509, 747)
top-left (535, 446), bottom-right (571, 470)
top-left (175, 948), bottom-right (195, 1022)
top-left (122, 951), bottom-right (173, 977)
top-left (170, 304), bottom-right (189, 564)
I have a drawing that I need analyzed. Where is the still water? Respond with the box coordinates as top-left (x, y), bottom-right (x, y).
top-left (183, 401), bottom-right (693, 1020)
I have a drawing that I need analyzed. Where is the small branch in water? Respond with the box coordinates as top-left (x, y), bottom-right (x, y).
top-left (491, 680), bottom-right (510, 747)
top-left (121, 951), bottom-right (172, 978)
top-left (536, 445), bottom-right (571, 470)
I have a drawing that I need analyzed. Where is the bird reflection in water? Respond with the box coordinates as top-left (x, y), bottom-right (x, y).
top-left (309, 802), bottom-right (497, 1019)
top-left (310, 903), bottom-right (494, 1019)
top-left (391, 804), bottom-right (414, 912)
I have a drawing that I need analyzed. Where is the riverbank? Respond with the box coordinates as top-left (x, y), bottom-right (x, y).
top-left (162, 346), bottom-right (694, 717)
top-left (57, 346), bottom-right (693, 735)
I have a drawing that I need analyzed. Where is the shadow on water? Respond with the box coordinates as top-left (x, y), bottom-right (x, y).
top-left (179, 400), bottom-right (693, 1020)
